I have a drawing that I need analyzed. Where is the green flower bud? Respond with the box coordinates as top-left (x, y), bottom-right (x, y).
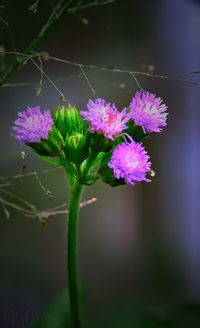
top-left (53, 106), bottom-right (89, 164)
top-left (64, 133), bottom-right (89, 164)
top-left (53, 105), bottom-right (88, 138)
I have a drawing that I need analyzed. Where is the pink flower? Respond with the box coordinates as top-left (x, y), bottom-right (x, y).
top-left (130, 91), bottom-right (168, 133)
top-left (108, 141), bottom-right (151, 185)
top-left (13, 106), bottom-right (53, 143)
top-left (80, 98), bottom-right (129, 140)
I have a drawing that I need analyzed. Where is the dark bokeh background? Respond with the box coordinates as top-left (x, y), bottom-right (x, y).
top-left (1, 0), bottom-right (200, 327)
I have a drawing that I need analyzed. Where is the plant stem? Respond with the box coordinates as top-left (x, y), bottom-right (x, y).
top-left (67, 179), bottom-right (83, 328)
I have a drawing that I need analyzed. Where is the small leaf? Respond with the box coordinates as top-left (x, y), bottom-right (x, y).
top-left (35, 154), bottom-right (61, 166)
top-left (89, 151), bottom-right (106, 171)
top-left (98, 151), bottom-right (126, 187)
top-left (83, 173), bottom-right (97, 185)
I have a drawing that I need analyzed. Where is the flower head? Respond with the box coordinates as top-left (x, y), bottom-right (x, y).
top-left (108, 141), bottom-right (151, 185)
top-left (80, 98), bottom-right (129, 140)
top-left (130, 91), bottom-right (168, 133)
top-left (13, 106), bottom-right (53, 143)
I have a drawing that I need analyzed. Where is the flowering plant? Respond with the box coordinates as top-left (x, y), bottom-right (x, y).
top-left (13, 90), bottom-right (168, 328)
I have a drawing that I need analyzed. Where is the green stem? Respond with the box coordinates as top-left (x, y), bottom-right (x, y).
top-left (67, 179), bottom-right (83, 328)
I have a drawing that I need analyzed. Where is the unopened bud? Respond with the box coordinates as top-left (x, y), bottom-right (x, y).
top-left (21, 151), bottom-right (26, 159)
top-left (149, 169), bottom-right (156, 177)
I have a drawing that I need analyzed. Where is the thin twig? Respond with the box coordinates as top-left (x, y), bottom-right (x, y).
top-left (0, 16), bottom-right (17, 53)
top-left (0, 0), bottom-right (117, 88)
top-left (30, 57), bottom-right (70, 103)
top-left (33, 172), bottom-right (53, 201)
top-left (3, 51), bottom-right (200, 86)
top-left (68, 0), bottom-right (117, 12)
top-left (0, 1), bottom-right (71, 87)
top-left (0, 196), bottom-right (33, 215)
top-left (28, 0), bottom-right (41, 13)
top-left (0, 166), bottom-right (61, 181)
top-left (26, 197), bottom-right (98, 219)
top-left (0, 188), bottom-right (37, 211)
top-left (130, 72), bottom-right (145, 91)
top-left (79, 64), bottom-right (98, 96)
top-left (36, 55), bottom-right (44, 95)
top-left (0, 195), bottom-right (97, 220)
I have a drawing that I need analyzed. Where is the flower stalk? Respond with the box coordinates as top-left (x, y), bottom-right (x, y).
top-left (67, 178), bottom-right (83, 328)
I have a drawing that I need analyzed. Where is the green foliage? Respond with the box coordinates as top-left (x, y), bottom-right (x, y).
top-left (30, 289), bottom-right (71, 328)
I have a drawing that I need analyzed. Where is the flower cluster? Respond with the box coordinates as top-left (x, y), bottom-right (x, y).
top-left (80, 92), bottom-right (167, 185)
top-left (81, 92), bottom-right (167, 139)
top-left (12, 91), bottom-right (168, 187)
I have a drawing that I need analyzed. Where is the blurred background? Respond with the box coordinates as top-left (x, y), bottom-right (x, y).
top-left (1, 0), bottom-right (200, 327)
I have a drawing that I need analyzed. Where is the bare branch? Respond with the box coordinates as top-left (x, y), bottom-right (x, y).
top-left (0, 0), bottom-right (117, 88)
top-left (0, 166), bottom-right (61, 181)
top-left (25, 197), bottom-right (97, 220)
top-left (0, 194), bottom-right (97, 222)
top-left (79, 64), bottom-right (98, 97)
top-left (3, 51), bottom-right (200, 87)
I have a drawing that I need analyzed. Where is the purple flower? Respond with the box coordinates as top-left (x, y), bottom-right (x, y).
top-left (108, 141), bottom-right (151, 186)
top-left (80, 98), bottom-right (129, 140)
top-left (130, 91), bottom-right (168, 133)
top-left (13, 106), bottom-right (53, 143)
